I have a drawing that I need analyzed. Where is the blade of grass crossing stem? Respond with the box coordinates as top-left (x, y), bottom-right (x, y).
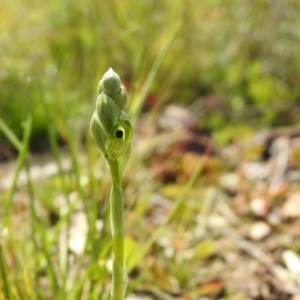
top-left (4, 115), bottom-right (32, 223)
top-left (36, 218), bottom-right (60, 292)
top-left (66, 263), bottom-right (98, 300)
top-left (24, 163), bottom-right (42, 299)
top-left (129, 20), bottom-right (182, 121)
top-left (63, 128), bottom-right (96, 281)
top-left (0, 245), bottom-right (11, 300)
top-left (0, 116), bottom-right (22, 151)
top-left (127, 163), bottom-right (202, 272)
top-left (64, 126), bottom-right (90, 219)
top-left (18, 237), bottom-right (35, 299)
top-left (48, 124), bottom-right (70, 286)
top-left (67, 238), bottom-right (113, 300)
top-left (23, 162), bottom-right (60, 295)
top-left (40, 93), bottom-right (71, 287)
top-left (39, 86), bottom-right (79, 289)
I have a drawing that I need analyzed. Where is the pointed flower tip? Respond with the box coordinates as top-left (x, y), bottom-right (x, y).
top-left (100, 68), bottom-right (121, 99)
top-left (103, 68), bottom-right (118, 80)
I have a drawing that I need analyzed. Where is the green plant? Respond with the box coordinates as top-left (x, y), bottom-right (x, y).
top-left (90, 68), bottom-right (133, 299)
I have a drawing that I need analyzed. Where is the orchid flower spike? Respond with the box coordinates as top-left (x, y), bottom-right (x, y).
top-left (90, 68), bottom-right (133, 174)
top-left (90, 69), bottom-right (133, 299)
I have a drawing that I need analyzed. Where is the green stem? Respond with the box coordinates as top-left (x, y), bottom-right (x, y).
top-left (107, 160), bottom-right (127, 299)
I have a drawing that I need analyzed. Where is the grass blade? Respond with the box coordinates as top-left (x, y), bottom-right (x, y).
top-left (4, 115), bottom-right (32, 222)
top-left (0, 245), bottom-right (11, 300)
top-left (127, 163), bottom-right (202, 272)
top-left (0, 117), bottom-right (22, 151)
top-left (129, 20), bottom-right (182, 120)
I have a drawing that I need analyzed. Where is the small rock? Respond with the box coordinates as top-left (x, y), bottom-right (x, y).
top-left (68, 212), bottom-right (88, 255)
top-left (220, 173), bottom-right (239, 194)
top-left (282, 250), bottom-right (300, 274)
top-left (208, 215), bottom-right (227, 229)
top-left (267, 209), bottom-right (282, 225)
top-left (249, 221), bottom-right (271, 240)
top-left (242, 162), bottom-right (270, 181)
top-left (250, 198), bottom-right (269, 218)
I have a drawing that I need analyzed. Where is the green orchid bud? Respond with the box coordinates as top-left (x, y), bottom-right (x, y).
top-left (97, 68), bottom-right (121, 100)
top-left (92, 68), bottom-right (132, 163)
top-left (114, 85), bottom-right (128, 110)
top-left (96, 92), bottom-right (119, 136)
top-left (90, 112), bottom-right (107, 156)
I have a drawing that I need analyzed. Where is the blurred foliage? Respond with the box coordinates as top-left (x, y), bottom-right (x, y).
top-left (0, 0), bottom-right (300, 145)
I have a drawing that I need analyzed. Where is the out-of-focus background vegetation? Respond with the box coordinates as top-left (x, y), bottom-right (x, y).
top-left (1, 0), bottom-right (300, 147)
top-left (1, 0), bottom-right (300, 299)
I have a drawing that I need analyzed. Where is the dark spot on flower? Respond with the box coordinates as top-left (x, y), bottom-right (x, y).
top-left (116, 130), bottom-right (123, 139)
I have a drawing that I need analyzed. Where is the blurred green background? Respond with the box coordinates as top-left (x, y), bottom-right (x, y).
top-left (1, 0), bottom-right (300, 150)
top-left (1, 0), bottom-right (300, 299)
